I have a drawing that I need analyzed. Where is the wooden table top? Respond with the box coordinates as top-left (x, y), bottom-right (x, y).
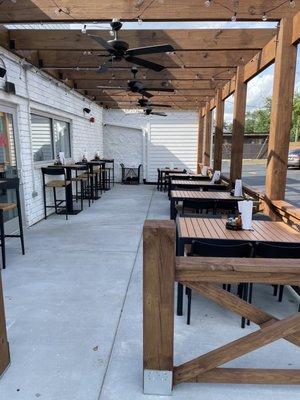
top-left (171, 191), bottom-right (243, 200)
top-left (177, 217), bottom-right (300, 243)
top-left (168, 173), bottom-right (209, 179)
top-left (160, 169), bottom-right (186, 174)
top-left (171, 179), bottom-right (226, 187)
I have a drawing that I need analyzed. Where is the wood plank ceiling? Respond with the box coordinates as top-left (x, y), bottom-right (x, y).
top-left (0, 1), bottom-right (299, 110)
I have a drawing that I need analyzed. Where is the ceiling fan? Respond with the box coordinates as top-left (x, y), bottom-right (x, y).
top-left (144, 107), bottom-right (167, 117)
top-left (97, 67), bottom-right (175, 98)
top-left (137, 98), bottom-right (172, 108)
top-left (88, 18), bottom-right (174, 72)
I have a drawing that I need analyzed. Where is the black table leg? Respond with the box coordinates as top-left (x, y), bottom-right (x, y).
top-left (176, 237), bottom-right (185, 316)
top-left (170, 198), bottom-right (176, 220)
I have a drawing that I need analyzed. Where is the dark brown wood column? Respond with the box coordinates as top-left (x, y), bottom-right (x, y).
top-left (197, 109), bottom-right (205, 173)
top-left (230, 66), bottom-right (247, 183)
top-left (265, 17), bottom-right (297, 206)
top-left (203, 103), bottom-right (212, 167)
top-left (214, 89), bottom-right (224, 171)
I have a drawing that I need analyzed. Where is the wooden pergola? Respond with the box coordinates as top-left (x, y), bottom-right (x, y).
top-left (1, 0), bottom-right (300, 379)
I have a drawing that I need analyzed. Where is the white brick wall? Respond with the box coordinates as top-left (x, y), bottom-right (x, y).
top-left (0, 47), bottom-right (103, 227)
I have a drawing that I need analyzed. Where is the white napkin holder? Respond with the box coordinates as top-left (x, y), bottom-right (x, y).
top-left (234, 179), bottom-right (243, 197)
top-left (238, 200), bottom-right (253, 230)
top-left (211, 170), bottom-right (221, 183)
top-left (59, 151), bottom-right (65, 165)
top-left (202, 166), bottom-right (208, 176)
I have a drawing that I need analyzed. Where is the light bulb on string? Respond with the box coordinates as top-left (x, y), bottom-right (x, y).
top-left (204, 0), bottom-right (211, 7)
top-left (137, 16), bottom-right (143, 25)
top-left (262, 12), bottom-right (268, 21)
top-left (289, 0), bottom-right (296, 8)
top-left (81, 24), bottom-right (87, 34)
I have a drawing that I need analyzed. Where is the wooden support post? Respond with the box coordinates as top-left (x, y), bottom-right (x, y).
top-left (265, 17), bottom-right (297, 210)
top-left (143, 220), bottom-right (175, 395)
top-left (203, 103), bottom-right (212, 167)
top-left (213, 90), bottom-right (224, 171)
top-left (0, 268), bottom-right (10, 377)
top-left (196, 109), bottom-right (204, 173)
top-left (229, 66), bottom-right (247, 183)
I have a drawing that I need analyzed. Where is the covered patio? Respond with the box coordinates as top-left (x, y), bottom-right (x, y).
top-left (0, 1), bottom-right (300, 399)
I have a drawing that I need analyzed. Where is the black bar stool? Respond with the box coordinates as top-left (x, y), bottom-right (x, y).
top-left (0, 177), bottom-right (25, 269)
top-left (41, 167), bottom-right (71, 220)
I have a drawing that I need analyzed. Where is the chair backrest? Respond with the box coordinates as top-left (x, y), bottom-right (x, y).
top-left (182, 199), bottom-right (215, 214)
top-left (189, 240), bottom-right (253, 258)
top-left (41, 167), bottom-right (65, 176)
top-left (0, 177), bottom-right (19, 190)
top-left (255, 242), bottom-right (300, 258)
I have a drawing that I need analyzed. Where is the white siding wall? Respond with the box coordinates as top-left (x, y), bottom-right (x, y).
top-left (0, 47), bottom-right (103, 227)
top-left (103, 109), bottom-right (198, 182)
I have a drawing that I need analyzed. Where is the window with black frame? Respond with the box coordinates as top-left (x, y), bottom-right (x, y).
top-left (31, 113), bottom-right (71, 162)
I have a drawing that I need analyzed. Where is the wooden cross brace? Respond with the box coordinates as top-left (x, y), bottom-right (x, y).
top-left (174, 282), bottom-right (300, 385)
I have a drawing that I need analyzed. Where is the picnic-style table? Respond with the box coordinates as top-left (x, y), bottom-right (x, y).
top-left (176, 217), bottom-right (300, 315)
top-left (170, 190), bottom-right (244, 219)
top-left (170, 179), bottom-right (228, 193)
top-left (167, 174), bottom-right (210, 196)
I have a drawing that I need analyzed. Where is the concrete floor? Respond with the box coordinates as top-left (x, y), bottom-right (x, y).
top-left (0, 184), bottom-right (299, 400)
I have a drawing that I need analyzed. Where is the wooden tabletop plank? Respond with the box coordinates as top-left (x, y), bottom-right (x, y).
top-left (171, 191), bottom-right (242, 201)
top-left (178, 218), bottom-right (300, 243)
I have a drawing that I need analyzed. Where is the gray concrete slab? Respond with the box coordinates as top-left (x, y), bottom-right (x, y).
top-left (1, 184), bottom-right (299, 400)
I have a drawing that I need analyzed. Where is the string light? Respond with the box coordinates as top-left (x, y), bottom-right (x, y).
top-left (204, 0), bottom-right (211, 7)
top-left (262, 12), bottom-right (268, 21)
top-left (231, 12), bottom-right (237, 22)
top-left (81, 24), bottom-right (87, 34)
top-left (137, 16), bottom-right (143, 24)
top-left (289, 0), bottom-right (296, 7)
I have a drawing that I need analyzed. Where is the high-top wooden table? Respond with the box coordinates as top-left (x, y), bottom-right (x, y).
top-left (170, 179), bottom-right (228, 193)
top-left (0, 268), bottom-right (9, 377)
top-left (176, 217), bottom-right (300, 315)
top-left (170, 191), bottom-right (243, 219)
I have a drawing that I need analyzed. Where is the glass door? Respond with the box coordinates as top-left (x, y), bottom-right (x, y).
top-left (0, 106), bottom-right (20, 232)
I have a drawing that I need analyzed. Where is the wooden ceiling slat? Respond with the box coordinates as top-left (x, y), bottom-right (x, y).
top-left (9, 29), bottom-right (276, 51)
top-left (1, 1), bottom-right (299, 23)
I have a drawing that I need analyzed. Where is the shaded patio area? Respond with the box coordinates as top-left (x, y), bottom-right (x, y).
top-left (0, 184), bottom-right (299, 400)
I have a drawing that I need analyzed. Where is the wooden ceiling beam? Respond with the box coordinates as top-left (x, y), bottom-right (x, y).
top-left (1, 1), bottom-right (299, 23)
top-left (9, 29), bottom-right (277, 51)
top-left (57, 68), bottom-right (235, 81)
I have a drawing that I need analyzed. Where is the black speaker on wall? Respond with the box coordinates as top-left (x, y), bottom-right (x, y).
top-left (0, 67), bottom-right (6, 78)
top-left (4, 82), bottom-right (16, 94)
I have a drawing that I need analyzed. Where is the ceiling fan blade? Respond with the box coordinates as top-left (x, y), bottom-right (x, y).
top-left (125, 56), bottom-right (165, 72)
top-left (126, 44), bottom-right (174, 56)
top-left (88, 34), bottom-right (115, 52)
top-left (139, 90), bottom-right (153, 99)
top-left (151, 112), bottom-right (167, 117)
top-left (150, 103), bottom-right (172, 108)
top-left (144, 87), bottom-right (174, 92)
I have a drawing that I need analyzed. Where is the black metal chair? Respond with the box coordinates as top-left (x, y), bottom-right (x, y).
top-left (181, 199), bottom-right (216, 216)
top-left (255, 242), bottom-right (300, 309)
top-left (71, 164), bottom-right (90, 208)
top-left (185, 240), bottom-right (253, 326)
top-left (41, 167), bottom-right (70, 220)
top-left (215, 200), bottom-right (238, 216)
top-left (0, 177), bottom-right (25, 269)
